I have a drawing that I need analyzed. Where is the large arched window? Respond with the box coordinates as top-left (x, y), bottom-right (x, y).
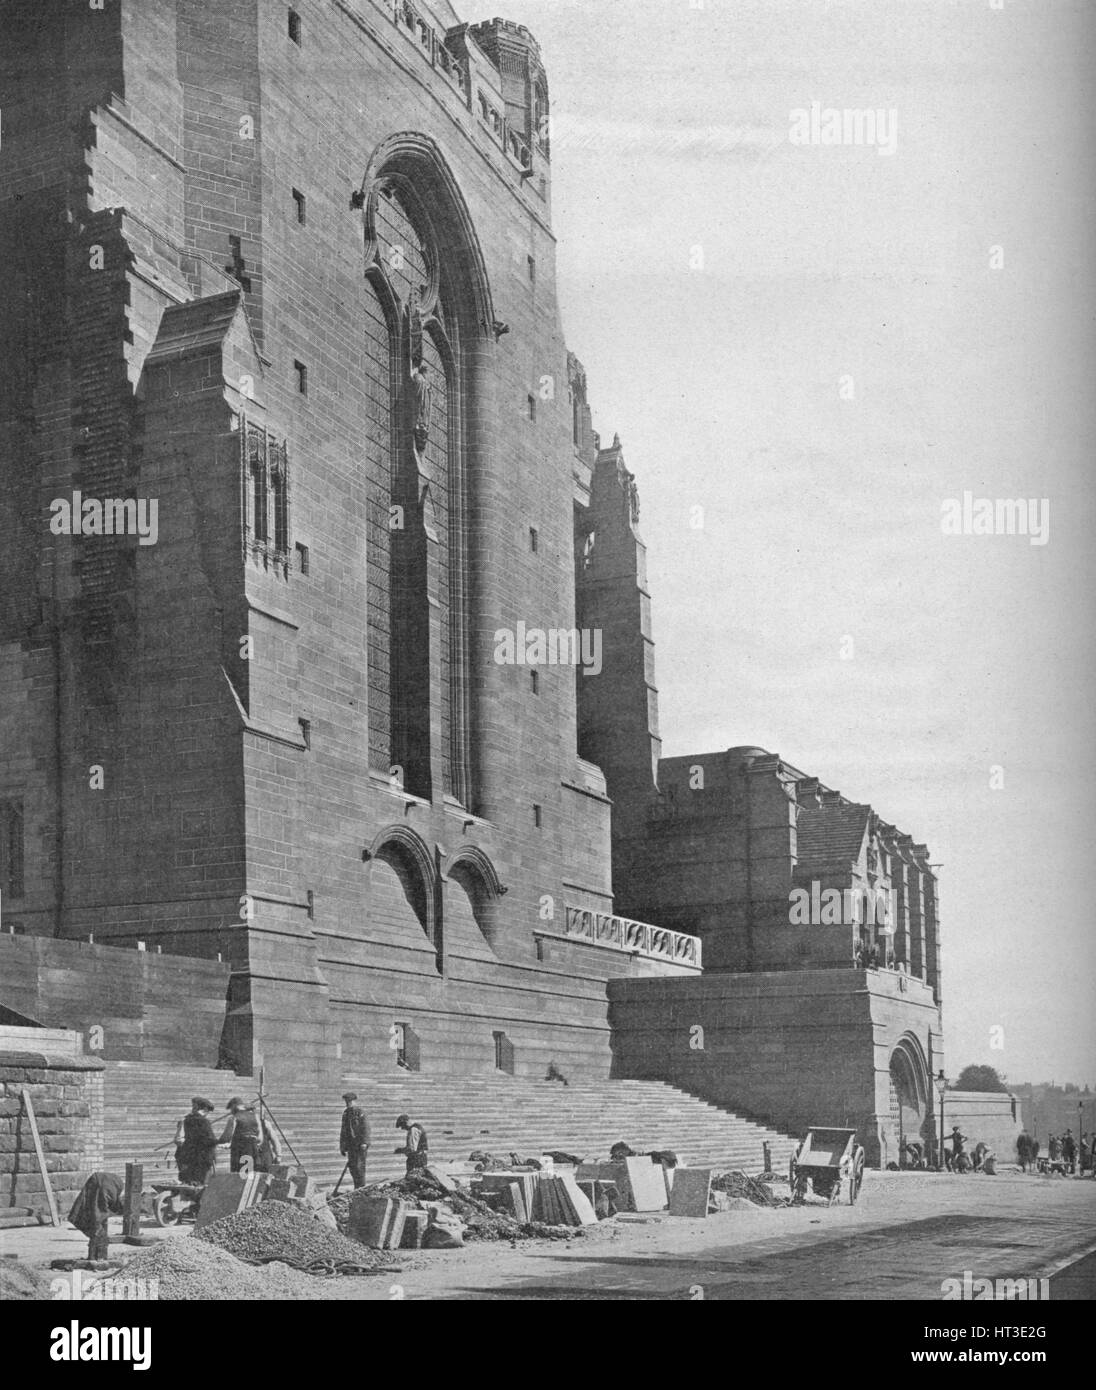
top-left (363, 171), bottom-right (467, 806)
top-left (359, 136), bottom-right (495, 814)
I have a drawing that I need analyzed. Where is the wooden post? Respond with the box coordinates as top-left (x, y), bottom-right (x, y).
top-left (762, 1141), bottom-right (772, 1174)
top-left (123, 1162), bottom-right (143, 1243)
top-left (20, 1088), bottom-right (60, 1227)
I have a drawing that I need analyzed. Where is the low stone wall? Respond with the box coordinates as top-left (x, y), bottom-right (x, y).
top-left (944, 1091), bottom-right (1021, 1161)
top-left (0, 933), bottom-right (230, 1065)
top-left (0, 1041), bottom-right (105, 1215)
top-left (608, 968), bottom-right (943, 1166)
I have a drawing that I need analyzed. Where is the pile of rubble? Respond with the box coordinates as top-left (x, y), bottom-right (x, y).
top-left (710, 1171), bottom-right (784, 1208)
top-left (330, 1172), bottom-right (583, 1245)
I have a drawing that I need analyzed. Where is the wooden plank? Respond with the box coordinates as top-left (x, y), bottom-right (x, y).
top-left (507, 1181), bottom-right (527, 1223)
top-left (122, 1162), bottom-right (143, 1242)
top-left (20, 1088), bottom-right (59, 1227)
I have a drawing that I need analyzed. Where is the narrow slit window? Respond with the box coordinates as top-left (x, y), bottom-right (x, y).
top-left (270, 442), bottom-right (289, 552)
top-left (533, 803), bottom-right (542, 828)
top-left (292, 188), bottom-right (306, 224)
top-left (294, 360), bottom-right (308, 395)
top-left (288, 9), bottom-right (302, 44)
top-left (529, 526), bottom-right (539, 553)
top-left (1, 801), bottom-right (24, 899)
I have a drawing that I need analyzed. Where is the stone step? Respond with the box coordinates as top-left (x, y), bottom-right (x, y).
top-left (100, 1062), bottom-right (799, 1187)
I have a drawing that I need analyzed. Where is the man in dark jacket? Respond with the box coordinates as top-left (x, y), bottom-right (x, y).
top-left (176, 1096), bottom-right (218, 1185)
top-left (68, 1171), bottom-right (125, 1260)
top-left (339, 1092), bottom-right (371, 1188)
top-left (221, 1097), bottom-right (278, 1173)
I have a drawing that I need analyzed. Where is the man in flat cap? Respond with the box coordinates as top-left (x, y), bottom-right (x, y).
top-left (175, 1096), bottom-right (218, 1186)
top-left (395, 1113), bottom-right (429, 1176)
top-left (339, 1092), bottom-right (372, 1189)
top-left (221, 1096), bottom-right (279, 1173)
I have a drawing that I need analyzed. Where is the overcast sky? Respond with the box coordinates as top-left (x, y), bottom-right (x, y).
top-left (495, 0), bottom-right (1095, 1086)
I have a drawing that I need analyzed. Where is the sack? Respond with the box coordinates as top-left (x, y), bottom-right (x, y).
top-left (422, 1209), bottom-right (464, 1249)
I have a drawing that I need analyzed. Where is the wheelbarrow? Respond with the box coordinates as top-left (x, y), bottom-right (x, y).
top-left (789, 1126), bottom-right (866, 1206)
top-left (147, 1181), bottom-right (204, 1226)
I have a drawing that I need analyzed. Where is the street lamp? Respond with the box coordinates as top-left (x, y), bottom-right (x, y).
top-left (935, 1070), bottom-right (948, 1172)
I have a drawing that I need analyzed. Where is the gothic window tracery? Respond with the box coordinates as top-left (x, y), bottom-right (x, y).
top-left (363, 171), bottom-right (469, 807)
top-left (241, 422), bottom-right (290, 577)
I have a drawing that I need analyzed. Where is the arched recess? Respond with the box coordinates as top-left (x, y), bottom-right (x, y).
top-left (358, 132), bottom-right (495, 814)
top-left (890, 1032), bottom-right (932, 1151)
top-left (446, 845), bottom-right (507, 954)
top-left (365, 825), bottom-right (440, 971)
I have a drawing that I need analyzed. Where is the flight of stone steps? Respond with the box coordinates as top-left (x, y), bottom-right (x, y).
top-left (102, 1061), bottom-right (798, 1187)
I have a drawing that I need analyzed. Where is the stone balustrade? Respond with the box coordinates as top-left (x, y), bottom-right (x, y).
top-left (564, 905), bottom-right (702, 968)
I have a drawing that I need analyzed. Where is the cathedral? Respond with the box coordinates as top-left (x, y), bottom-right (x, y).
top-left (0, 0), bottom-right (946, 1165)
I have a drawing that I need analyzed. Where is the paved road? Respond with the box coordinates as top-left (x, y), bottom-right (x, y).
top-left (433, 1214), bottom-right (1096, 1301)
top-left (6, 1169), bottom-right (1094, 1302)
top-left (418, 1174), bottom-right (1096, 1302)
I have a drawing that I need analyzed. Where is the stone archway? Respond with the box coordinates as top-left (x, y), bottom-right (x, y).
top-left (889, 1033), bottom-right (932, 1163)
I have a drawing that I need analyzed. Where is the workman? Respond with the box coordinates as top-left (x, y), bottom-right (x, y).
top-left (176, 1096), bottom-right (219, 1185)
top-left (394, 1113), bottom-right (428, 1175)
top-left (221, 1096), bottom-right (279, 1173)
top-left (339, 1091), bottom-right (372, 1188)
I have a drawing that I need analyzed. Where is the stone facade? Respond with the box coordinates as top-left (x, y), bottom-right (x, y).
top-left (1, 0), bottom-right (945, 1156)
top-left (0, 0), bottom-right (697, 1085)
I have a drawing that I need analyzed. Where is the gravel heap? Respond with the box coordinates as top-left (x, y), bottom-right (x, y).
top-left (119, 1237), bottom-right (322, 1300)
top-left (711, 1171), bottom-right (785, 1207)
top-left (195, 1200), bottom-right (396, 1271)
top-left (0, 1261), bottom-right (53, 1301)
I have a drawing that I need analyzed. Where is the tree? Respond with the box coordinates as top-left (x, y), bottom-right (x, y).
top-left (954, 1064), bottom-right (1008, 1093)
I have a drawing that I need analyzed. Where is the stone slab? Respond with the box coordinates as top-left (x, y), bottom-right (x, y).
top-left (616, 1158), bottom-right (667, 1212)
top-left (556, 1172), bottom-right (597, 1225)
top-left (195, 1174), bottom-right (250, 1228)
top-left (349, 1195), bottom-right (396, 1248)
top-left (668, 1167), bottom-right (713, 1217)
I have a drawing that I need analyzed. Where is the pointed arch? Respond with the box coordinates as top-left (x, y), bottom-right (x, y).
top-left (359, 132), bottom-right (489, 811)
top-left (365, 825), bottom-right (440, 969)
top-left (358, 131), bottom-right (496, 339)
top-left (446, 845), bottom-right (507, 953)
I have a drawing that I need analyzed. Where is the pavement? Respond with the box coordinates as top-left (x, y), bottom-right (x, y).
top-left (4, 1168), bottom-right (1095, 1301)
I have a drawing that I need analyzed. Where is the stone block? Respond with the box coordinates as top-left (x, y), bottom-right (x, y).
top-left (348, 1194), bottom-right (396, 1248)
top-left (668, 1168), bottom-right (712, 1217)
top-left (194, 1173), bottom-right (251, 1227)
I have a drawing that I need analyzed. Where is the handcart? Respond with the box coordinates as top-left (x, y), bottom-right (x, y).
top-left (788, 1126), bottom-right (866, 1206)
top-left (146, 1181), bottom-right (203, 1226)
